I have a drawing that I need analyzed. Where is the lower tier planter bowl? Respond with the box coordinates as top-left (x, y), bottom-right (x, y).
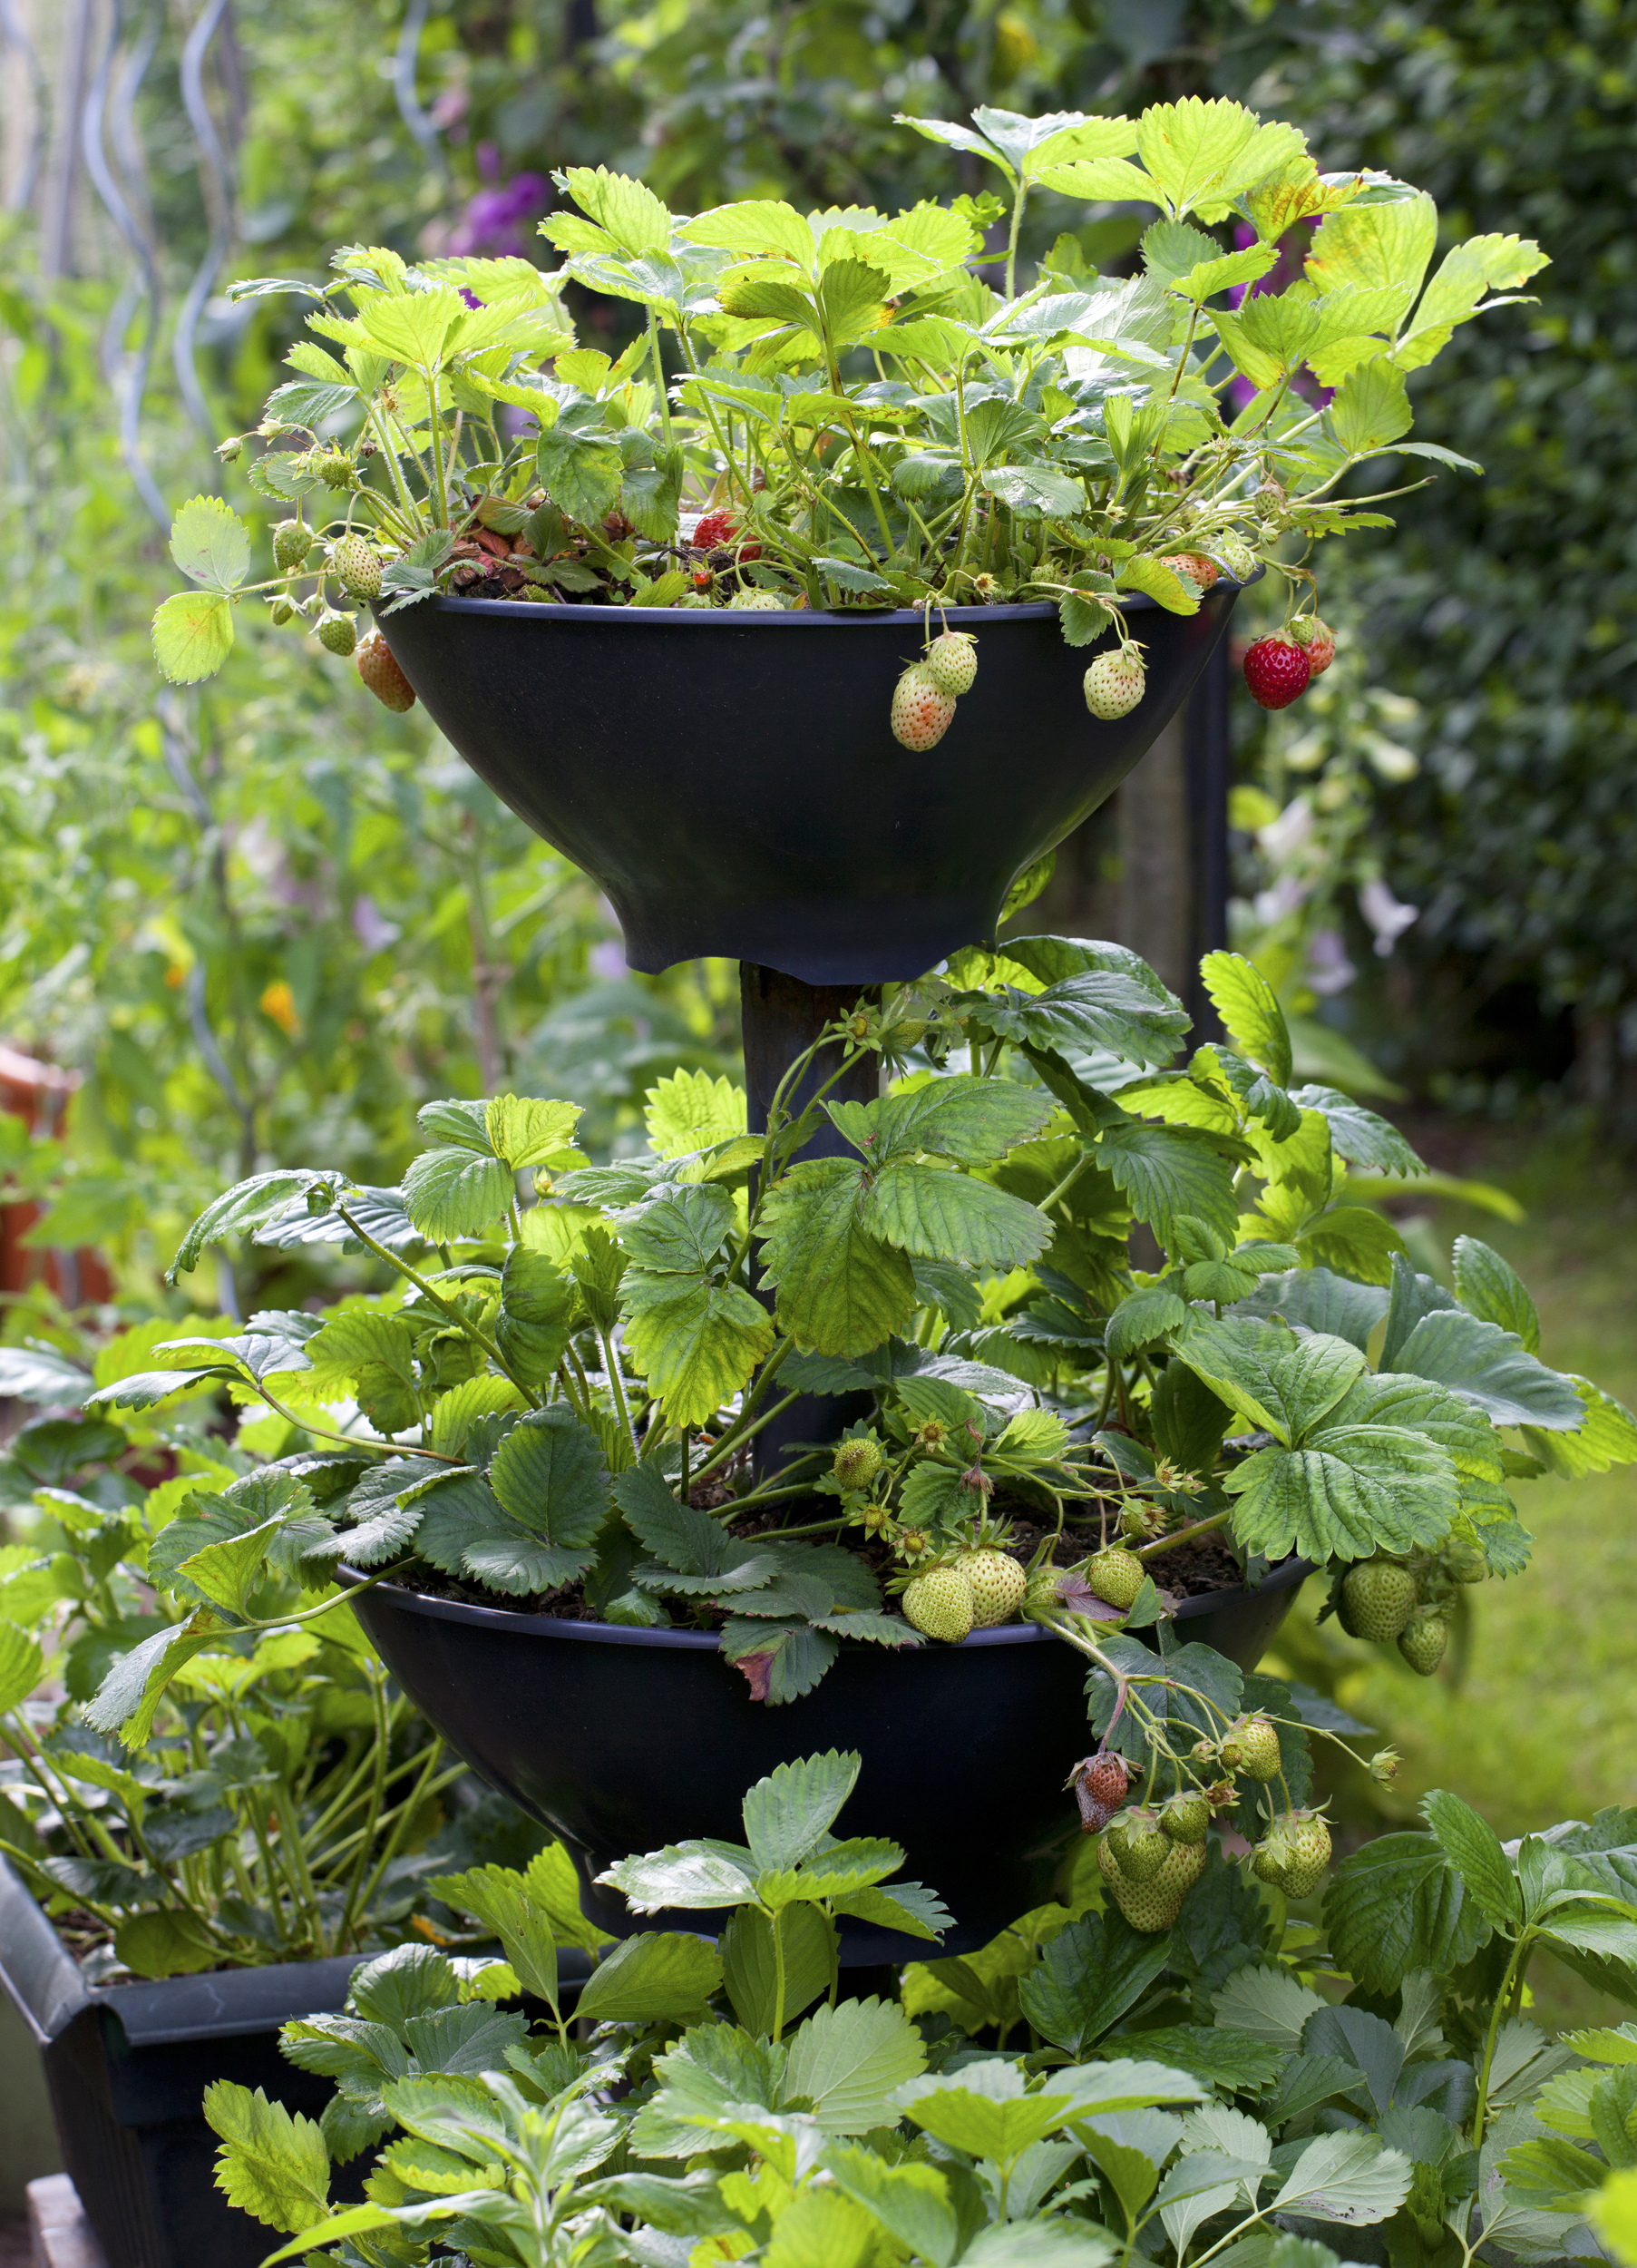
top-left (373, 585), bottom-right (1242, 984)
top-left (344, 1556), bottom-right (1309, 1962)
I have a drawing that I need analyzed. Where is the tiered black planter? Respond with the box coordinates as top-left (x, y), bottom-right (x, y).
top-left (357, 583), bottom-right (1269, 1958)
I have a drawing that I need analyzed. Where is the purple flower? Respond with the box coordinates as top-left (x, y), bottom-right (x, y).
top-left (449, 142), bottom-right (551, 259)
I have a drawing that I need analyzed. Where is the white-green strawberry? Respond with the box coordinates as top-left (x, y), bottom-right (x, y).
top-left (1097, 1829), bottom-right (1204, 1931)
top-left (924, 630), bottom-right (978, 696)
top-left (956, 1549), bottom-right (1026, 1629)
top-left (272, 518), bottom-right (308, 572)
top-left (332, 533), bottom-right (383, 600)
top-left (1160, 1790), bottom-right (1210, 1845)
top-left (1085, 1547), bottom-right (1145, 1609)
top-left (1223, 1714), bottom-right (1281, 1781)
top-left (1107, 1805), bottom-right (1169, 1882)
top-left (903, 1566), bottom-right (974, 1643)
top-left (1398, 1608), bottom-right (1447, 1676)
top-left (317, 609), bottom-right (356, 656)
top-left (727, 589), bottom-right (784, 610)
top-left (891, 663), bottom-right (958, 750)
top-left (1084, 642), bottom-right (1145, 719)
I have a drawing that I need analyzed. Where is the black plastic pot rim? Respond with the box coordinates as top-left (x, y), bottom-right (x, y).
top-left (339, 1554), bottom-right (1311, 1648)
top-left (406, 579), bottom-right (1250, 630)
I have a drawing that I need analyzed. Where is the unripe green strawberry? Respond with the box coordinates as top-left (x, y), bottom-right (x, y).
top-left (1398, 1608), bottom-right (1447, 1676)
top-left (1214, 535), bottom-right (1257, 582)
top-left (924, 630), bottom-right (978, 697)
top-left (1223, 1714), bottom-right (1281, 1781)
top-left (317, 609), bottom-right (357, 657)
top-left (832, 1436), bottom-right (882, 1491)
top-left (1084, 642), bottom-right (1145, 720)
top-left (268, 596), bottom-right (297, 626)
top-left (1278, 1811), bottom-right (1332, 1898)
top-left (356, 629), bottom-right (416, 713)
top-left (1097, 1829), bottom-right (1203, 1931)
top-left (1340, 1559), bottom-right (1417, 1643)
top-left (891, 662), bottom-right (958, 750)
top-left (1107, 1805), bottom-right (1169, 1882)
top-left (1252, 1821), bottom-right (1296, 1889)
top-left (727, 588), bottom-right (784, 611)
top-left (332, 533), bottom-right (383, 601)
top-left (317, 445), bottom-right (356, 489)
top-left (956, 1549), bottom-right (1026, 1629)
top-left (1085, 1547), bottom-right (1145, 1610)
top-left (902, 1566), bottom-right (975, 1643)
top-left (272, 518), bottom-right (308, 572)
top-left (1290, 614), bottom-right (1336, 676)
top-left (1160, 1790), bottom-right (1210, 1845)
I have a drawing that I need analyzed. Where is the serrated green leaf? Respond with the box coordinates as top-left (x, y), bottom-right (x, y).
top-left (487, 1406), bottom-right (609, 1561)
top-left (82, 1613), bottom-right (218, 1746)
top-left (1452, 1237), bottom-right (1540, 1353)
top-left (1323, 1833), bottom-right (1489, 1997)
top-left (1225, 1424), bottom-right (1457, 1564)
top-left (1018, 1911), bottom-right (1171, 2057)
top-left (401, 1145), bottom-right (514, 1242)
top-left (169, 494), bottom-right (252, 591)
top-left (758, 1158), bottom-right (916, 1356)
top-left (0, 1617), bottom-right (44, 1712)
top-left (1099, 1119), bottom-right (1240, 1248)
top-left (152, 590), bottom-right (235, 683)
top-left (1201, 953), bottom-right (1291, 1086)
top-left (646, 1070), bottom-right (747, 1158)
top-left (1175, 1317), bottom-right (1364, 1442)
top-left (1388, 1307), bottom-right (1583, 1428)
top-left (203, 2081), bottom-right (331, 2235)
top-left (742, 1751), bottom-right (862, 1874)
top-left (485, 1095), bottom-right (584, 1170)
top-left (860, 1161), bottom-right (1050, 1272)
top-left (783, 1996), bottom-right (927, 2136)
top-left (1419, 1790), bottom-right (1522, 1932)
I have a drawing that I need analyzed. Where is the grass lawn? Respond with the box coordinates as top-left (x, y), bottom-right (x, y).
top-left (1266, 1118), bottom-right (1637, 1839)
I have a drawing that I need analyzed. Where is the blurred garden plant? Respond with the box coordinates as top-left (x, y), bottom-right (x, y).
top-left (0, 1356), bottom-right (549, 1980)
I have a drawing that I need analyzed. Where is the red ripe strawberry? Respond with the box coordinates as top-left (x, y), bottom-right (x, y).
top-left (693, 507), bottom-right (761, 561)
top-left (1291, 615), bottom-right (1337, 675)
top-left (1243, 634), bottom-right (1311, 710)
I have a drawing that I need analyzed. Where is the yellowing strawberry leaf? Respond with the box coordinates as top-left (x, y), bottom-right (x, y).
top-left (152, 591), bottom-right (235, 684)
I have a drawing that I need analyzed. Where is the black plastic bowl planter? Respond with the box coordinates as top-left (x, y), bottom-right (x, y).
top-left (345, 1557), bottom-right (1310, 1963)
top-left (372, 585), bottom-right (1242, 984)
top-left (0, 1859), bottom-right (590, 2268)
top-left (0, 1857), bottom-right (364, 2268)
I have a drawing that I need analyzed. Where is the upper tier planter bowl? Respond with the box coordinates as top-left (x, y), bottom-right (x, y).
top-left (374, 584), bottom-right (1242, 984)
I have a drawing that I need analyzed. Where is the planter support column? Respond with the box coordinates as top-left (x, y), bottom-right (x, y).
top-left (739, 963), bottom-right (881, 1485)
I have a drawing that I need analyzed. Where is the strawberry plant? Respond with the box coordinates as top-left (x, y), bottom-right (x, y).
top-left (200, 1748), bottom-right (1637, 2268)
top-left (149, 98), bottom-right (1546, 732)
top-left (15, 936), bottom-right (1621, 1793)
